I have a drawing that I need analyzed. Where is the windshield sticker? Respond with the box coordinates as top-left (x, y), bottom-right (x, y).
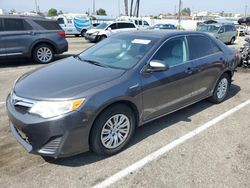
top-left (132, 39), bottom-right (151, 45)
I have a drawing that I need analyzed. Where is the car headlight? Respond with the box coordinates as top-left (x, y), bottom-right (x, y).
top-left (91, 31), bottom-right (99, 36)
top-left (29, 99), bottom-right (85, 118)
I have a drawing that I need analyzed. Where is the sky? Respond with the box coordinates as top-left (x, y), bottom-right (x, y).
top-left (0, 0), bottom-right (249, 16)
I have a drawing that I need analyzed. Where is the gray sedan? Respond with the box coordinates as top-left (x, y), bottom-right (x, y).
top-left (6, 31), bottom-right (238, 158)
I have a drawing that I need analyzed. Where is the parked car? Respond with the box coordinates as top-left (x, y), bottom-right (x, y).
top-left (197, 23), bottom-right (237, 44)
top-left (131, 18), bottom-right (150, 29)
top-left (0, 15), bottom-right (68, 64)
top-left (7, 31), bottom-right (238, 158)
top-left (151, 24), bottom-right (176, 30)
top-left (238, 17), bottom-right (250, 26)
top-left (85, 21), bottom-right (137, 42)
top-left (235, 24), bottom-right (248, 36)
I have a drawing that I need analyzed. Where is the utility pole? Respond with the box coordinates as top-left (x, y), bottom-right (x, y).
top-left (124, 0), bottom-right (128, 16)
top-left (118, 0), bottom-right (120, 16)
top-left (34, 0), bottom-right (39, 13)
top-left (93, 0), bottom-right (95, 15)
top-left (136, 0), bottom-right (140, 17)
top-left (178, 0), bottom-right (182, 30)
top-left (130, 0), bottom-right (134, 17)
top-left (245, 5), bottom-right (248, 17)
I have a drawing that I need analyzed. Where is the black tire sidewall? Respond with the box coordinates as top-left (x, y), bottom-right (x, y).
top-left (90, 105), bottom-right (135, 156)
top-left (33, 44), bottom-right (54, 64)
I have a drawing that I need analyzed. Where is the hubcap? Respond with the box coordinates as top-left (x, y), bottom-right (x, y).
top-left (217, 78), bottom-right (228, 99)
top-left (101, 114), bottom-right (130, 149)
top-left (37, 47), bottom-right (52, 63)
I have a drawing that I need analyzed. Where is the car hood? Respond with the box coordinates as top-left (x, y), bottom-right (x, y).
top-left (86, 28), bottom-right (102, 34)
top-left (14, 56), bottom-right (125, 100)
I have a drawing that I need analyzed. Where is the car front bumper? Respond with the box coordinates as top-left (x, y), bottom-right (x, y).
top-left (6, 95), bottom-right (92, 158)
top-left (85, 34), bottom-right (99, 42)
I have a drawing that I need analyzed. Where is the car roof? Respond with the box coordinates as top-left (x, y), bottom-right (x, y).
top-left (0, 15), bottom-right (51, 21)
top-left (116, 30), bottom-right (210, 40)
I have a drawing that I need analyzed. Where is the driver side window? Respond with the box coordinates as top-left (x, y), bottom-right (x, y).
top-left (152, 37), bottom-right (188, 67)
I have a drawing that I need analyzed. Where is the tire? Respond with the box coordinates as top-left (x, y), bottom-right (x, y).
top-left (33, 44), bottom-right (54, 64)
top-left (99, 35), bottom-right (107, 41)
top-left (81, 29), bottom-right (87, 37)
top-left (230, 37), bottom-right (235, 45)
top-left (90, 104), bottom-right (135, 156)
top-left (208, 73), bottom-right (230, 104)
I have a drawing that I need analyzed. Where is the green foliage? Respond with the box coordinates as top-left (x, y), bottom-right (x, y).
top-left (96, 8), bottom-right (107, 16)
top-left (48, 8), bottom-right (58, 17)
top-left (181, 8), bottom-right (191, 16)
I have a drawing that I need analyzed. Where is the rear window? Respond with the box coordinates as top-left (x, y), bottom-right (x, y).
top-left (187, 35), bottom-right (221, 60)
top-left (3, 18), bottom-right (32, 31)
top-left (34, 20), bottom-right (62, 30)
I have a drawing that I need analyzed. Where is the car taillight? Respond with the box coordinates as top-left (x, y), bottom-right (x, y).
top-left (58, 31), bottom-right (66, 38)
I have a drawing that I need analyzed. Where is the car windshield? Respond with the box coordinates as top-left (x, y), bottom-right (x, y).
top-left (197, 25), bottom-right (220, 33)
top-left (95, 23), bottom-right (108, 29)
top-left (78, 35), bottom-right (155, 70)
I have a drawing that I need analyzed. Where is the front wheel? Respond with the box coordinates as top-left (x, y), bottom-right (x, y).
top-left (230, 37), bottom-right (235, 45)
top-left (99, 35), bottom-right (107, 41)
top-left (81, 29), bottom-right (87, 37)
top-left (208, 74), bottom-right (230, 103)
top-left (90, 104), bottom-right (135, 156)
top-left (33, 44), bottom-right (54, 64)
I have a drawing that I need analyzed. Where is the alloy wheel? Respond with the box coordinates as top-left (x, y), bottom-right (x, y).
top-left (37, 47), bottom-right (53, 63)
top-left (101, 114), bottom-right (130, 149)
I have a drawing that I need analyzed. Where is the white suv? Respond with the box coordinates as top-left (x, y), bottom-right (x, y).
top-left (85, 21), bottom-right (137, 42)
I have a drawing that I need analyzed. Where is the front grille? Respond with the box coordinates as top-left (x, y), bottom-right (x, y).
top-left (11, 93), bottom-right (35, 114)
top-left (38, 137), bottom-right (62, 154)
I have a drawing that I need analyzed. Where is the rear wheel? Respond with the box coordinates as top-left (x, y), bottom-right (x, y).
top-left (90, 104), bottom-right (135, 156)
top-left (208, 73), bottom-right (230, 103)
top-left (33, 44), bottom-right (54, 64)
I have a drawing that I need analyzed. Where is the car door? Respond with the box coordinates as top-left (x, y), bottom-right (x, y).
top-left (1, 18), bottom-right (33, 57)
top-left (217, 26), bottom-right (226, 43)
top-left (186, 34), bottom-right (224, 100)
top-left (105, 23), bottom-right (118, 36)
top-left (141, 36), bottom-right (194, 121)
top-left (0, 18), bottom-right (5, 58)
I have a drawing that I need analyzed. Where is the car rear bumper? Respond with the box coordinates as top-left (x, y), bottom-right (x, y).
top-left (6, 95), bottom-right (91, 158)
top-left (56, 40), bottom-right (68, 54)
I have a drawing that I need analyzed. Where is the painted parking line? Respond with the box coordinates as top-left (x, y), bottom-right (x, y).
top-left (93, 99), bottom-right (250, 188)
top-left (0, 102), bottom-right (5, 107)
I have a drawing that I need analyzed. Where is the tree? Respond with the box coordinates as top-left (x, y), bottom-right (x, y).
top-left (181, 8), bottom-right (191, 16)
top-left (48, 8), bottom-right (58, 17)
top-left (96, 8), bottom-right (107, 16)
top-left (9, 9), bottom-right (16, 14)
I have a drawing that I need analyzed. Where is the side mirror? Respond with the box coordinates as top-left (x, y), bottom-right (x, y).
top-left (146, 60), bottom-right (168, 73)
top-left (218, 29), bottom-right (224, 34)
top-left (107, 27), bottom-right (112, 31)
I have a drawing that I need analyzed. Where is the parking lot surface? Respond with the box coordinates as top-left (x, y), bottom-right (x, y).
top-left (0, 37), bottom-right (249, 188)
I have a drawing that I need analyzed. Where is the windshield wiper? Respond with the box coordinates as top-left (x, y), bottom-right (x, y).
top-left (75, 56), bottom-right (108, 68)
